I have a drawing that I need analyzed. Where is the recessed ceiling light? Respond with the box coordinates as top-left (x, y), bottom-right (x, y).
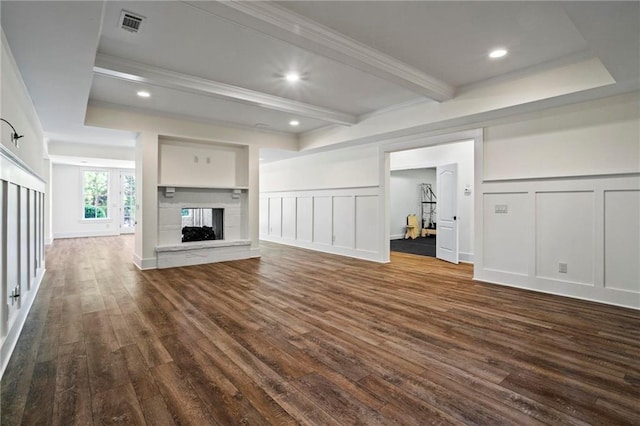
top-left (284, 72), bottom-right (300, 83)
top-left (489, 48), bottom-right (508, 59)
top-left (289, 120), bottom-right (299, 126)
top-left (137, 90), bottom-right (151, 98)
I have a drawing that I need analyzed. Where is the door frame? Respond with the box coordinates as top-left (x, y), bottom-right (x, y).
top-left (379, 128), bottom-right (482, 263)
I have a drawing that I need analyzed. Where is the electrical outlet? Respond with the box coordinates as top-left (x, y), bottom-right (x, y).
top-left (559, 262), bottom-right (568, 273)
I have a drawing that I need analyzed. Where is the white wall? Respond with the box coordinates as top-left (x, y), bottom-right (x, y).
top-left (85, 105), bottom-right (296, 269)
top-left (159, 138), bottom-right (248, 188)
top-left (389, 168), bottom-right (436, 239)
top-left (260, 145), bottom-right (379, 192)
top-left (52, 163), bottom-right (133, 239)
top-left (390, 140), bottom-right (475, 261)
top-left (260, 139), bottom-right (475, 263)
top-left (484, 92), bottom-right (640, 180)
top-left (1, 32), bottom-right (46, 176)
top-left (1, 31), bottom-right (48, 379)
top-left (476, 92), bottom-right (640, 309)
top-left (260, 145), bottom-right (383, 261)
top-left (48, 141), bottom-right (135, 163)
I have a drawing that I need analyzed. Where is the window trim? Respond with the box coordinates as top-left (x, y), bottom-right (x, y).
top-left (82, 169), bottom-right (110, 220)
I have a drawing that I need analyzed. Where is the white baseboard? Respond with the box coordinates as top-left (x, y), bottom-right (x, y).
top-left (459, 252), bottom-right (474, 264)
top-left (261, 235), bottom-right (385, 263)
top-left (1, 267), bottom-right (45, 379)
top-left (53, 230), bottom-right (119, 239)
top-left (133, 253), bottom-right (157, 270)
top-left (474, 270), bottom-right (639, 310)
top-left (390, 234), bottom-right (404, 240)
top-left (45, 237), bottom-right (53, 246)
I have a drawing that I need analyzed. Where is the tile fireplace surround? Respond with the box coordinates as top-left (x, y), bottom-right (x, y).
top-left (156, 186), bottom-right (254, 268)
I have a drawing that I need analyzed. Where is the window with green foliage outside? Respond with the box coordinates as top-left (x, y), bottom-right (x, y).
top-left (83, 171), bottom-right (109, 219)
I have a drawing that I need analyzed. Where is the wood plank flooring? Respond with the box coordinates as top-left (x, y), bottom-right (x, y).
top-left (2, 235), bottom-right (639, 425)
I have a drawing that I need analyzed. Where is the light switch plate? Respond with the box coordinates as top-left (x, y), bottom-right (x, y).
top-left (495, 204), bottom-right (508, 214)
top-left (559, 262), bottom-right (568, 273)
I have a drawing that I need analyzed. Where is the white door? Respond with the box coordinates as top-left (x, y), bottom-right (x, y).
top-left (120, 172), bottom-right (136, 234)
top-left (436, 163), bottom-right (459, 264)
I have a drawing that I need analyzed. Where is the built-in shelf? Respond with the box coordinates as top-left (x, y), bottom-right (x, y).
top-left (158, 184), bottom-right (248, 190)
top-left (156, 239), bottom-right (251, 252)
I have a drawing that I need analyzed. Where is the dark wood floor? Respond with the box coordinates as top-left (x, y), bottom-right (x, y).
top-left (2, 236), bottom-right (639, 425)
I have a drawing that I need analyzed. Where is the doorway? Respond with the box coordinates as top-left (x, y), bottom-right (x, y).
top-left (389, 168), bottom-right (438, 257)
top-left (383, 134), bottom-right (476, 265)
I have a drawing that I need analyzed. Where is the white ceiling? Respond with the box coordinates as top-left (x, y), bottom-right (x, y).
top-left (277, 1), bottom-right (590, 87)
top-left (1, 1), bottom-right (638, 158)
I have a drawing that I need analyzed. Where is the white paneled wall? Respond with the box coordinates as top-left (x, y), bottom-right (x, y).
top-left (312, 197), bottom-right (332, 246)
top-left (536, 192), bottom-right (595, 285)
top-left (604, 190), bottom-right (640, 293)
top-left (260, 187), bottom-right (382, 261)
top-left (476, 176), bottom-right (640, 309)
top-left (1, 148), bottom-right (47, 377)
top-left (296, 197), bottom-right (313, 242)
top-left (477, 93), bottom-right (640, 309)
top-left (482, 192), bottom-right (529, 275)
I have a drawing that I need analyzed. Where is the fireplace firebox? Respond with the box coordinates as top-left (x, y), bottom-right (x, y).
top-left (181, 208), bottom-right (224, 242)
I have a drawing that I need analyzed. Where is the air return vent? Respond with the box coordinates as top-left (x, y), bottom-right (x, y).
top-left (119, 10), bottom-right (144, 33)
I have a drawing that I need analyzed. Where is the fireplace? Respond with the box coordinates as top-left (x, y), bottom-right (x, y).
top-left (156, 186), bottom-right (252, 268)
top-left (181, 208), bottom-right (223, 242)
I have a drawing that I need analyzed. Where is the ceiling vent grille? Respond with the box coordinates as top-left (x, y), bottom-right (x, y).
top-left (119, 10), bottom-right (144, 33)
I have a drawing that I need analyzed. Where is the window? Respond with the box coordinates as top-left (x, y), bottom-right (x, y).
top-left (83, 171), bottom-right (109, 219)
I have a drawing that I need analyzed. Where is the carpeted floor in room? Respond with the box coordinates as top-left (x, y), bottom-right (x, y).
top-left (390, 236), bottom-right (436, 257)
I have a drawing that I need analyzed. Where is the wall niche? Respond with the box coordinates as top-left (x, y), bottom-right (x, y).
top-left (158, 137), bottom-right (248, 189)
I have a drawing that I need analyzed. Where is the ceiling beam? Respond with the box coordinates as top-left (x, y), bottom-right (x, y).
top-left (184, 1), bottom-right (455, 102)
top-left (93, 54), bottom-right (358, 126)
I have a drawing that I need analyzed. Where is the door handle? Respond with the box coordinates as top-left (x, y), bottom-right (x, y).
top-left (453, 216), bottom-right (457, 220)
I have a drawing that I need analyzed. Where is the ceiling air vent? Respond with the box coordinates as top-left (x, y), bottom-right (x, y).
top-left (119, 10), bottom-right (144, 33)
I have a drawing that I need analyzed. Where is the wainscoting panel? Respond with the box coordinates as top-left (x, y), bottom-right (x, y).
top-left (333, 196), bottom-right (355, 249)
top-left (268, 197), bottom-right (282, 237)
top-left (476, 175), bottom-right (640, 309)
top-left (281, 197), bottom-right (297, 240)
top-left (6, 183), bottom-right (20, 331)
top-left (312, 196), bottom-right (332, 246)
top-left (355, 195), bottom-right (379, 253)
top-left (536, 191), bottom-right (595, 285)
top-left (0, 183), bottom-right (3, 336)
top-left (482, 192), bottom-right (529, 275)
top-left (28, 190), bottom-right (36, 291)
top-left (1, 147), bottom-right (47, 378)
top-left (604, 190), bottom-right (640, 293)
top-left (20, 188), bottom-right (29, 295)
top-left (261, 187), bottom-right (383, 261)
top-left (296, 197), bottom-right (313, 243)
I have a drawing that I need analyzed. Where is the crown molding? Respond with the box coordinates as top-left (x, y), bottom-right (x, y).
top-left (184, 1), bottom-right (454, 102)
top-left (93, 54), bottom-right (357, 126)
